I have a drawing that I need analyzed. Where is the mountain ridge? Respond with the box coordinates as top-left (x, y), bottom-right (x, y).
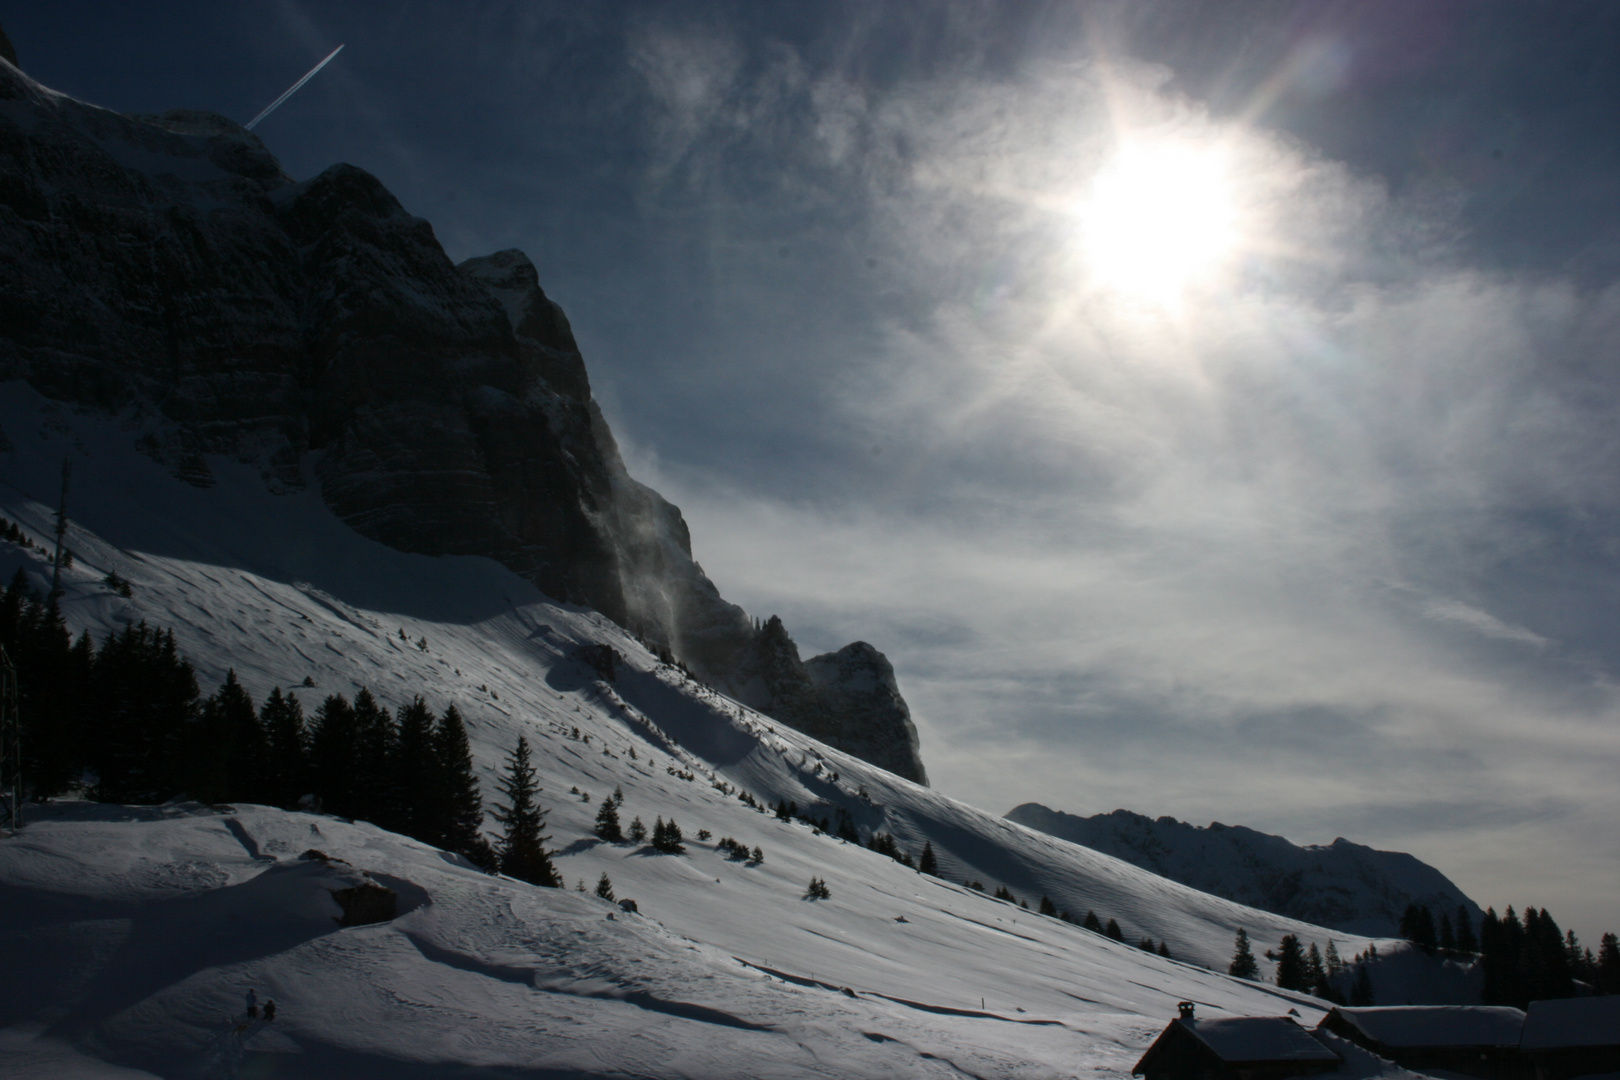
top-left (0, 54), bottom-right (925, 783)
top-left (1005, 802), bottom-right (1483, 938)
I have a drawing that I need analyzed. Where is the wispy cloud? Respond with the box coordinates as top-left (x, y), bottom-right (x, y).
top-left (611, 25), bottom-right (1620, 936)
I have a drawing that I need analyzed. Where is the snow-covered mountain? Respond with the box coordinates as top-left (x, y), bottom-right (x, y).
top-left (0, 50), bottom-right (924, 783)
top-left (0, 385), bottom-right (1465, 1078)
top-left (1005, 805), bottom-right (1483, 938)
top-left (0, 44), bottom-right (1481, 1078)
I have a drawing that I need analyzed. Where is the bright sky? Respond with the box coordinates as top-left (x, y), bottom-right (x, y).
top-left (8, 2), bottom-right (1620, 944)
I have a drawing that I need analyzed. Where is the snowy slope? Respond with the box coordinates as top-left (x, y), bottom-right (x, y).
top-left (0, 385), bottom-right (1432, 1076)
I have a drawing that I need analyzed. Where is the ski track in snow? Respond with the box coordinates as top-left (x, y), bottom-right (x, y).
top-left (0, 385), bottom-right (1451, 1078)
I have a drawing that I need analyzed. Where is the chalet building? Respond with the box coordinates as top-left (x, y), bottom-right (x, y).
top-left (1518, 997), bottom-right (1620, 1080)
top-left (1133, 1003), bottom-right (1342, 1080)
top-left (1317, 1006), bottom-right (1530, 1080)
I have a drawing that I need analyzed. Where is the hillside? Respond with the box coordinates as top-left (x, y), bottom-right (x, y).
top-left (0, 385), bottom-right (1448, 1077)
top-left (1006, 805), bottom-right (1483, 938)
top-left (0, 50), bottom-right (923, 783)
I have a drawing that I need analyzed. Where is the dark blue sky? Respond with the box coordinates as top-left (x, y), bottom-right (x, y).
top-left (6, 2), bottom-right (1619, 939)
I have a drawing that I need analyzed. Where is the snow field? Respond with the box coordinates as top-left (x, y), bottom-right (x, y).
top-left (0, 385), bottom-right (1418, 1076)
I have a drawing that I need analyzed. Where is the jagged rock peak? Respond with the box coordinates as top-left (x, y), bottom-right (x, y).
top-left (805, 641), bottom-right (926, 786)
top-left (711, 618), bottom-right (926, 785)
top-left (0, 21), bottom-right (19, 70)
top-left (0, 65), bottom-right (929, 786)
top-left (458, 250), bottom-right (589, 402)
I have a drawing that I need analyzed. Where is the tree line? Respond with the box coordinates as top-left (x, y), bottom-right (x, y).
top-left (1225, 903), bottom-right (1620, 1005)
top-left (0, 568), bottom-right (579, 884)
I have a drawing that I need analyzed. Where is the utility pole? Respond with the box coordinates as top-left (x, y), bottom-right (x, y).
top-left (48, 456), bottom-right (70, 600)
top-left (0, 644), bottom-right (20, 832)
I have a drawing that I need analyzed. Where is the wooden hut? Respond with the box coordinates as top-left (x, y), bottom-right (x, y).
top-left (1519, 997), bottom-right (1620, 1080)
top-left (1134, 1004), bottom-right (1342, 1080)
top-left (1318, 1006), bottom-right (1530, 1080)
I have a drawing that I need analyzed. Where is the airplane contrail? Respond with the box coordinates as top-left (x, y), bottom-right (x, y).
top-left (245, 44), bottom-right (345, 131)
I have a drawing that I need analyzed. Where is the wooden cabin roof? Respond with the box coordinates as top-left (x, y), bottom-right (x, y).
top-left (1324, 1006), bottom-right (1527, 1049)
top-left (1520, 997), bottom-right (1620, 1050)
top-left (1135, 1016), bottom-right (1342, 1075)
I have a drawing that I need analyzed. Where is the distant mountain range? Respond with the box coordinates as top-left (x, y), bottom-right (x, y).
top-left (1005, 804), bottom-right (1482, 938)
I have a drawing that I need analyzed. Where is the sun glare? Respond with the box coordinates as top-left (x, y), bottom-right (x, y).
top-left (1079, 140), bottom-right (1240, 304)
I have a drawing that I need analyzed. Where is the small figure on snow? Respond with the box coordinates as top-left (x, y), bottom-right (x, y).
top-left (263, 1000), bottom-right (277, 1023)
top-left (245, 988), bottom-right (258, 1020)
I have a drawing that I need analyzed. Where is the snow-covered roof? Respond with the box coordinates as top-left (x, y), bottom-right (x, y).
top-left (1326, 1006), bottom-right (1526, 1048)
top-left (1183, 1017), bottom-right (1343, 1063)
top-left (1520, 997), bottom-right (1620, 1050)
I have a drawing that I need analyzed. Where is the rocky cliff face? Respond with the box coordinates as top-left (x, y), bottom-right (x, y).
top-left (0, 56), bottom-right (926, 783)
top-left (1005, 804), bottom-right (1481, 936)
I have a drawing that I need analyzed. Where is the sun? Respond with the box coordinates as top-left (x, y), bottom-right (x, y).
top-left (1078, 139), bottom-right (1241, 304)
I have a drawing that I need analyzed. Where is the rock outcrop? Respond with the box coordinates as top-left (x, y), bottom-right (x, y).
top-left (0, 56), bottom-right (927, 782)
top-left (1004, 804), bottom-right (1481, 936)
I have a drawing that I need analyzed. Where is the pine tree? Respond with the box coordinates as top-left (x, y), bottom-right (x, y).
top-left (492, 736), bottom-right (559, 887)
top-left (349, 688), bottom-right (397, 825)
top-left (1083, 910), bottom-right (1103, 933)
top-left (260, 687), bottom-right (307, 808)
top-left (1039, 894), bottom-right (1058, 917)
top-left (919, 840), bottom-right (939, 876)
top-left (1351, 961), bottom-right (1376, 1005)
top-left (196, 669), bottom-right (269, 804)
top-left (90, 622), bottom-right (200, 803)
top-left (1325, 939), bottom-right (1344, 978)
top-left (595, 795), bottom-right (623, 842)
top-left (1105, 918), bottom-right (1124, 941)
top-left (1438, 912), bottom-right (1457, 954)
top-left (1274, 934), bottom-right (1308, 990)
top-left (390, 697), bottom-right (436, 838)
top-left (1456, 906), bottom-right (1479, 954)
top-left (428, 705), bottom-right (492, 867)
top-left (1596, 932), bottom-right (1620, 995)
top-left (1157, 941), bottom-right (1173, 959)
top-left (805, 876), bottom-right (830, 900)
top-left (307, 693), bottom-right (357, 815)
top-left (628, 816), bottom-right (647, 843)
top-left (1229, 928), bottom-right (1259, 980)
top-left (595, 873), bottom-right (615, 901)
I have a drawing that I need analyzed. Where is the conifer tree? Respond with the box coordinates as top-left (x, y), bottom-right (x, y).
top-left (90, 622), bottom-right (200, 803)
top-left (1455, 905), bottom-right (1479, 955)
top-left (197, 669), bottom-right (269, 804)
top-left (349, 688), bottom-right (397, 825)
top-left (1083, 910), bottom-right (1103, 933)
top-left (595, 795), bottom-right (623, 842)
top-left (492, 735), bottom-right (559, 887)
top-left (431, 705), bottom-right (494, 868)
top-left (919, 840), bottom-right (939, 876)
top-left (1158, 941), bottom-right (1173, 959)
top-left (595, 873), bottom-right (615, 901)
top-left (307, 693), bottom-right (357, 815)
top-left (1274, 934), bottom-right (1307, 990)
top-left (1350, 961), bottom-right (1376, 1006)
top-left (1039, 894), bottom-right (1058, 917)
top-left (260, 687), bottom-right (307, 808)
top-left (1597, 933), bottom-right (1620, 995)
top-left (1325, 939), bottom-right (1343, 977)
top-left (628, 816), bottom-right (647, 843)
top-left (1105, 918), bottom-right (1124, 941)
top-left (390, 697), bottom-right (436, 838)
top-left (1229, 928), bottom-right (1259, 979)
